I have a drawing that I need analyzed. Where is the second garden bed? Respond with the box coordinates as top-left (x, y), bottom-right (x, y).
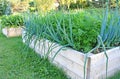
top-left (1, 14), bottom-right (23, 37)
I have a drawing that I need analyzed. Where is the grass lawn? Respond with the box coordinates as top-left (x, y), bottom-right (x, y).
top-left (0, 33), bottom-right (68, 79)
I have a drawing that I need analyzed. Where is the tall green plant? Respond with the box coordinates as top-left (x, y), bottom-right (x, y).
top-left (23, 12), bottom-right (72, 58)
top-left (100, 0), bottom-right (120, 47)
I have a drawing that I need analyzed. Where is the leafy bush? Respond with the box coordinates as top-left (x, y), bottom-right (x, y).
top-left (1, 15), bottom-right (23, 28)
top-left (24, 11), bottom-right (101, 53)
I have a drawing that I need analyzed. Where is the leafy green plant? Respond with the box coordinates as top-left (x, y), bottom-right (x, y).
top-left (1, 15), bottom-right (23, 28)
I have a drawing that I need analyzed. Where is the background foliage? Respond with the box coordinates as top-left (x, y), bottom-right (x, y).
top-left (0, 0), bottom-right (11, 15)
top-left (34, 0), bottom-right (55, 12)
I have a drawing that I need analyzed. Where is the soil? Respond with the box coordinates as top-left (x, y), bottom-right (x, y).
top-left (93, 42), bottom-right (120, 54)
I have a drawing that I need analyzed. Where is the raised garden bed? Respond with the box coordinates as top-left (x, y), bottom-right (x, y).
top-left (22, 7), bottom-right (120, 79)
top-left (22, 31), bottom-right (120, 79)
top-left (1, 14), bottom-right (23, 37)
top-left (2, 27), bottom-right (22, 37)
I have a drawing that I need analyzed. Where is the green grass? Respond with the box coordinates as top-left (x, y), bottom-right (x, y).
top-left (0, 33), bottom-right (68, 79)
top-left (108, 72), bottom-right (120, 79)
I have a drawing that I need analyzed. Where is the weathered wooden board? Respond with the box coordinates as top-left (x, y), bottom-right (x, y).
top-left (2, 27), bottom-right (22, 37)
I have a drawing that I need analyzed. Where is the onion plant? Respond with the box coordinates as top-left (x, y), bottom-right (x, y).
top-left (23, 12), bottom-right (73, 58)
top-left (100, 0), bottom-right (120, 47)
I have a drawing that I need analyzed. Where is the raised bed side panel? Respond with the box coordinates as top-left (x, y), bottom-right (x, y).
top-left (88, 47), bottom-right (120, 79)
top-left (2, 27), bottom-right (22, 37)
top-left (29, 39), bottom-right (88, 79)
top-left (2, 28), bottom-right (8, 36)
